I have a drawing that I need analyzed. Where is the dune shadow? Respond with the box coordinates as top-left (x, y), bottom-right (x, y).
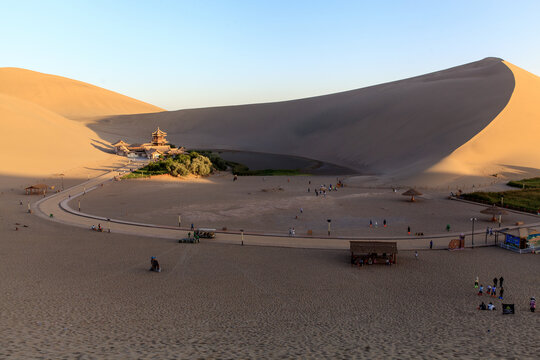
top-left (91, 141), bottom-right (115, 154)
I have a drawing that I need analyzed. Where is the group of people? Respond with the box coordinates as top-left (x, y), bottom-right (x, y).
top-left (476, 276), bottom-right (536, 312)
top-left (288, 227), bottom-right (296, 236)
top-left (369, 219), bottom-right (388, 228)
top-left (476, 276), bottom-right (504, 299)
top-left (91, 224), bottom-right (103, 232)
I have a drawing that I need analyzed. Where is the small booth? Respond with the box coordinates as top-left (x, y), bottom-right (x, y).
top-left (25, 184), bottom-right (48, 195)
top-left (497, 228), bottom-right (540, 253)
top-left (350, 241), bottom-right (397, 266)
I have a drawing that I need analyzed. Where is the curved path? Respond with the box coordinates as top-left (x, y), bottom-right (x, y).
top-left (32, 164), bottom-right (540, 250)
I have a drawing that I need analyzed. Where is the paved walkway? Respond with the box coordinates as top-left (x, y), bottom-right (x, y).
top-left (32, 163), bottom-right (540, 250)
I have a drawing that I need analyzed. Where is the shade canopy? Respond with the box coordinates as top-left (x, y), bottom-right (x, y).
top-left (402, 188), bottom-right (422, 196)
top-left (480, 205), bottom-right (508, 216)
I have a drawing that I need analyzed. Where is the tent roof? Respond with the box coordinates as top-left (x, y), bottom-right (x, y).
top-left (480, 205), bottom-right (508, 215)
top-left (402, 188), bottom-right (422, 196)
top-left (25, 184), bottom-right (47, 189)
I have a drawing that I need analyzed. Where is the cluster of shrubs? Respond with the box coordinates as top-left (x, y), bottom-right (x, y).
top-left (146, 152), bottom-right (213, 177)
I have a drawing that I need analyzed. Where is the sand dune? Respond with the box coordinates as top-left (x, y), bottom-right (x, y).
top-left (91, 57), bottom-right (521, 183)
top-left (3, 57), bottom-right (539, 183)
top-left (0, 67), bottom-right (163, 120)
top-left (0, 68), bottom-right (164, 177)
top-left (428, 61), bottom-right (540, 178)
top-left (0, 93), bottom-right (115, 177)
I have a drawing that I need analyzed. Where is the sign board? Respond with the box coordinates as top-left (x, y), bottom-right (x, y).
top-left (505, 234), bottom-right (520, 247)
top-left (502, 304), bottom-right (515, 315)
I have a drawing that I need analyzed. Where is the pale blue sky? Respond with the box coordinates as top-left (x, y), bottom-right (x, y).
top-left (1, 0), bottom-right (539, 110)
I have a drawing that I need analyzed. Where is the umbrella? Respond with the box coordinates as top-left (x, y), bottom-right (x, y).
top-left (480, 205), bottom-right (508, 221)
top-left (402, 188), bottom-right (422, 202)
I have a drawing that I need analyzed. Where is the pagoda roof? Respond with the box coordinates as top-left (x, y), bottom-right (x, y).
top-left (112, 140), bottom-right (130, 147)
top-left (152, 127), bottom-right (167, 136)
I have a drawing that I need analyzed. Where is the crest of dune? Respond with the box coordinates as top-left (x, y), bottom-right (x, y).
top-left (0, 67), bottom-right (163, 120)
top-left (0, 68), bottom-right (163, 177)
top-left (428, 61), bottom-right (540, 176)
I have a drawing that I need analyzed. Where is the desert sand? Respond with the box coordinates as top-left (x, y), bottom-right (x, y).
top-left (1, 58), bottom-right (540, 358)
top-left (1, 182), bottom-right (539, 358)
top-left (77, 174), bottom-right (538, 239)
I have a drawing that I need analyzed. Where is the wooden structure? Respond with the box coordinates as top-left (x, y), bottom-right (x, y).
top-left (112, 127), bottom-right (183, 159)
top-left (25, 184), bottom-right (48, 195)
top-left (402, 188), bottom-right (422, 202)
top-left (151, 127), bottom-right (168, 146)
top-left (350, 241), bottom-right (397, 265)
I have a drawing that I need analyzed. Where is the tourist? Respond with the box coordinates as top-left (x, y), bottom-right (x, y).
top-left (487, 285), bottom-right (492, 295)
top-left (291, 228), bottom-right (295, 236)
top-left (415, 251), bottom-right (418, 260)
top-left (478, 302), bottom-right (487, 310)
top-left (430, 240), bottom-right (433, 249)
top-left (487, 302), bottom-right (495, 311)
top-left (308, 188), bottom-right (310, 193)
top-left (499, 287), bottom-right (504, 300)
top-left (375, 221), bottom-right (378, 228)
top-left (475, 276), bottom-right (479, 289)
top-left (98, 223), bottom-right (102, 231)
top-left (149, 257), bottom-right (161, 272)
top-left (478, 285), bottom-right (484, 295)
top-left (491, 286), bottom-right (497, 298)
top-left (499, 276), bottom-right (504, 287)
top-left (530, 297), bottom-right (536, 312)
top-left (446, 224), bottom-right (450, 232)
top-left (493, 277), bottom-right (498, 287)
top-left (370, 220), bottom-right (372, 228)
top-left (191, 223), bottom-right (194, 230)
top-left (383, 219), bottom-right (387, 227)
top-left (408, 226), bottom-right (411, 235)
top-left (315, 189), bottom-right (319, 196)
top-left (300, 208), bottom-right (303, 214)
top-left (91, 225), bottom-right (96, 231)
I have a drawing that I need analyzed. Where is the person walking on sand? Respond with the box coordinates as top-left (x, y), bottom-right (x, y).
top-left (487, 285), bottom-right (492, 295)
top-left (408, 226), bottom-right (411, 235)
top-left (375, 221), bottom-right (378, 228)
top-left (430, 240), bottom-right (433, 249)
top-left (499, 276), bottom-right (504, 287)
top-left (499, 287), bottom-right (504, 300)
top-left (493, 277), bottom-right (498, 288)
top-left (370, 220), bottom-right (373, 228)
top-left (300, 208), bottom-right (303, 214)
top-left (383, 219), bottom-right (387, 227)
top-left (478, 285), bottom-right (483, 296)
top-left (530, 297), bottom-right (536, 312)
top-left (475, 276), bottom-right (479, 289)
top-left (491, 286), bottom-right (497, 298)
top-left (415, 251), bottom-right (418, 260)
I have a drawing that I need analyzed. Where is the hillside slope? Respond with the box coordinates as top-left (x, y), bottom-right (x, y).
top-left (91, 57), bottom-right (516, 179)
top-left (0, 93), bottom-right (113, 177)
top-left (0, 67), bottom-right (163, 120)
top-left (428, 61), bottom-right (540, 178)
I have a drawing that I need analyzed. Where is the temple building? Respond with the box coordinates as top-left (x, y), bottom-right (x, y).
top-left (112, 127), bottom-right (184, 159)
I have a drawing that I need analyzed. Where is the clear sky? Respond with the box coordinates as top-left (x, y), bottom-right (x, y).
top-left (1, 0), bottom-right (539, 110)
